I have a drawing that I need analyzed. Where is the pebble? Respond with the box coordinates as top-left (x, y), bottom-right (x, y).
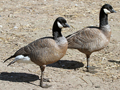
top-left (0, 25), bottom-right (3, 28)
top-left (95, 86), bottom-right (100, 88)
top-left (75, 4), bottom-right (78, 7)
top-left (14, 26), bottom-right (18, 29)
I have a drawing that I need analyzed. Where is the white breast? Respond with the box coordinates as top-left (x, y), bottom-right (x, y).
top-left (101, 25), bottom-right (111, 32)
top-left (56, 36), bottom-right (67, 45)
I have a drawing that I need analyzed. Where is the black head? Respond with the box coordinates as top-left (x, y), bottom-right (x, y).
top-left (54, 17), bottom-right (70, 29)
top-left (101, 4), bottom-right (116, 14)
top-left (52, 17), bottom-right (70, 39)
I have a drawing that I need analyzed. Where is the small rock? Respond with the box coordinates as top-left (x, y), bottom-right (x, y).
top-left (8, 14), bottom-right (13, 17)
top-left (14, 26), bottom-right (18, 29)
top-left (79, 22), bottom-right (82, 23)
top-left (0, 25), bottom-right (2, 28)
top-left (95, 86), bottom-right (100, 88)
top-left (75, 4), bottom-right (78, 7)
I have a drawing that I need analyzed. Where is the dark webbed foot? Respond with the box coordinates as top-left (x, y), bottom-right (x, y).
top-left (86, 69), bottom-right (89, 72)
top-left (85, 66), bottom-right (98, 74)
top-left (43, 78), bottom-right (50, 82)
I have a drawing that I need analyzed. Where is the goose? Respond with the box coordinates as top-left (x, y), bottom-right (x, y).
top-left (66, 4), bottom-right (116, 72)
top-left (4, 17), bottom-right (70, 88)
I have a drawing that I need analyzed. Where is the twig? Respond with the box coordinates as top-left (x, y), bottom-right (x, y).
top-left (79, 76), bottom-right (88, 84)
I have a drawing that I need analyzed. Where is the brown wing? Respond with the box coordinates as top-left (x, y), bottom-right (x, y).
top-left (14, 37), bottom-right (56, 57)
top-left (66, 27), bottom-right (108, 52)
top-left (14, 37), bottom-right (66, 65)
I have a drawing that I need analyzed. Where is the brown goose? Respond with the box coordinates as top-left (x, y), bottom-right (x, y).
top-left (66, 4), bottom-right (116, 72)
top-left (4, 17), bottom-right (70, 88)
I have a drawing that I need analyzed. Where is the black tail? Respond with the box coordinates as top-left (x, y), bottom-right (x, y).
top-left (7, 59), bottom-right (17, 66)
top-left (4, 55), bottom-right (15, 63)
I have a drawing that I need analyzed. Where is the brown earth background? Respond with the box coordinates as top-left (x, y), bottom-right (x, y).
top-left (0, 0), bottom-right (120, 90)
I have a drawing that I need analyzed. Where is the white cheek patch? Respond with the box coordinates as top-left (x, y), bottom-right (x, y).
top-left (57, 21), bottom-right (63, 28)
top-left (103, 9), bottom-right (111, 14)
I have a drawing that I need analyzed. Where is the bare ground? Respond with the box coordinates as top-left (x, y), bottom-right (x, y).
top-left (0, 0), bottom-right (120, 90)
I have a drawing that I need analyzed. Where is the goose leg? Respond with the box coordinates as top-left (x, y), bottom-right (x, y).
top-left (40, 65), bottom-right (52, 88)
top-left (86, 54), bottom-right (90, 72)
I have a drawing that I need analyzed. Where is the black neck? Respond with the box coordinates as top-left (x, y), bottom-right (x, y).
top-left (99, 9), bottom-right (108, 28)
top-left (52, 22), bottom-right (62, 40)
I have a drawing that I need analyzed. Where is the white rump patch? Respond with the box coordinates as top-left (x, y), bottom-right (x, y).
top-left (57, 21), bottom-right (63, 28)
top-left (15, 55), bottom-right (34, 64)
top-left (103, 9), bottom-right (111, 14)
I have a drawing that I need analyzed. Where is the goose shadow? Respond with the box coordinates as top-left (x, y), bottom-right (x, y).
top-left (47, 60), bottom-right (84, 70)
top-left (108, 60), bottom-right (120, 64)
top-left (0, 72), bottom-right (39, 86)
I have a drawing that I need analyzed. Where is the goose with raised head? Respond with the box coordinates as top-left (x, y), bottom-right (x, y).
top-left (66, 4), bottom-right (116, 72)
top-left (4, 17), bottom-right (70, 88)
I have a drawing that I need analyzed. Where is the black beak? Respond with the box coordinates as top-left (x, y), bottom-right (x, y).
top-left (111, 9), bottom-right (116, 13)
top-left (64, 23), bottom-right (70, 28)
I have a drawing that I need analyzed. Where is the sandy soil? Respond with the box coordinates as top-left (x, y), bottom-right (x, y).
top-left (0, 0), bottom-right (120, 90)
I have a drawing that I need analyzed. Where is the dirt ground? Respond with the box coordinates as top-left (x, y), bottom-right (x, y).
top-left (0, 0), bottom-right (120, 90)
